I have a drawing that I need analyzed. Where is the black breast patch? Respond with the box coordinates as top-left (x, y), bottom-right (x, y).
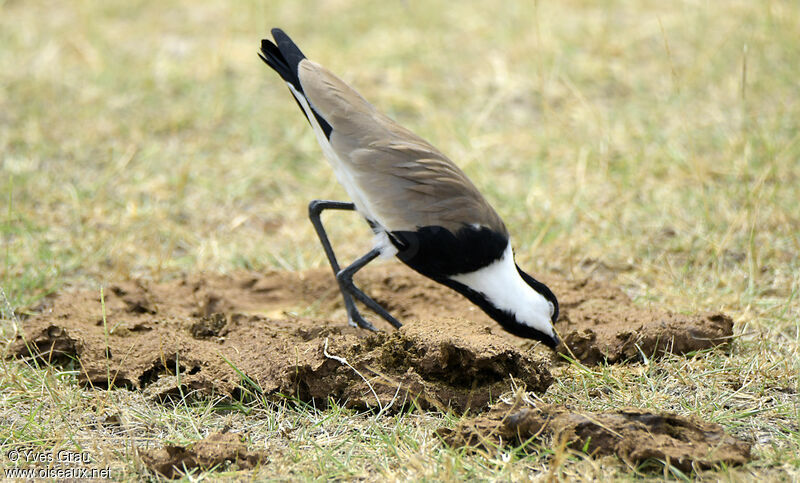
top-left (389, 224), bottom-right (508, 278)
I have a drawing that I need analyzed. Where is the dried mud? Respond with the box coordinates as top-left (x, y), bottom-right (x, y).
top-left (140, 432), bottom-right (267, 478)
top-left (550, 277), bottom-right (734, 364)
top-left (10, 265), bottom-right (732, 411)
top-left (438, 400), bottom-right (752, 471)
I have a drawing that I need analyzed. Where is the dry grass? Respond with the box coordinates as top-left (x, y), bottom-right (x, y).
top-left (2, 0), bottom-right (799, 480)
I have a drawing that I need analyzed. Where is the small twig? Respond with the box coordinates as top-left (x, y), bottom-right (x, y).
top-left (634, 343), bottom-right (650, 366)
top-left (553, 325), bottom-right (580, 363)
top-left (363, 365), bottom-right (419, 414)
top-left (378, 382), bottom-right (403, 419)
top-left (323, 337), bottom-right (383, 414)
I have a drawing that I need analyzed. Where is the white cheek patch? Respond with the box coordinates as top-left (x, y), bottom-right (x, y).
top-left (450, 243), bottom-right (555, 335)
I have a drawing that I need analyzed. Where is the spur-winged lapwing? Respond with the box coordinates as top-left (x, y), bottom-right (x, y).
top-left (259, 29), bottom-right (560, 348)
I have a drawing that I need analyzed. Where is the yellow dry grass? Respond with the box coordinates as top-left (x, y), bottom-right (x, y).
top-left (1, 0), bottom-right (798, 480)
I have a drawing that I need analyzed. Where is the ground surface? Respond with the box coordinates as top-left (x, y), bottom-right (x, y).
top-left (2, 0), bottom-right (799, 480)
top-left (11, 265), bottom-right (733, 409)
top-left (9, 266), bottom-right (742, 477)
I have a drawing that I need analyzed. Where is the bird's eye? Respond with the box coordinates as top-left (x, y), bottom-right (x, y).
top-left (548, 301), bottom-right (555, 317)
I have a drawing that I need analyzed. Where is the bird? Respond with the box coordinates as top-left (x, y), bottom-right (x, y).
top-left (259, 29), bottom-right (560, 348)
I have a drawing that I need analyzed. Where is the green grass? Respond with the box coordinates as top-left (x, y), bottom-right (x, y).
top-left (2, 0), bottom-right (799, 479)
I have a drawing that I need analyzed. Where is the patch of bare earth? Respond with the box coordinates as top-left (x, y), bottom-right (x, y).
top-left (548, 278), bottom-right (734, 364)
top-left (7, 265), bottom-right (747, 470)
top-left (438, 399), bottom-right (752, 472)
top-left (10, 266), bottom-right (558, 412)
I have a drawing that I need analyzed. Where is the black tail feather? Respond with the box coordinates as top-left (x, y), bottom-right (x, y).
top-left (259, 29), bottom-right (306, 94)
top-left (259, 40), bottom-right (291, 80)
top-left (271, 28), bottom-right (307, 71)
top-left (259, 28), bottom-right (333, 138)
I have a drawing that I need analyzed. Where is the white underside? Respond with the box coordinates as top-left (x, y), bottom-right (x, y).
top-left (450, 243), bottom-right (555, 336)
top-left (287, 82), bottom-right (398, 259)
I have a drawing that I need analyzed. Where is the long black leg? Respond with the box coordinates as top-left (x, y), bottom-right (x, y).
top-left (308, 200), bottom-right (355, 277)
top-left (308, 200), bottom-right (374, 330)
top-left (337, 248), bottom-right (403, 329)
top-left (308, 200), bottom-right (399, 331)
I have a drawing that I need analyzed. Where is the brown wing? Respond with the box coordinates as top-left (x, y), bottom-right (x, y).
top-left (298, 60), bottom-right (507, 236)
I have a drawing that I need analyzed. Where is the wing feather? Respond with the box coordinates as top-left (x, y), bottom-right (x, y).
top-left (298, 60), bottom-right (507, 235)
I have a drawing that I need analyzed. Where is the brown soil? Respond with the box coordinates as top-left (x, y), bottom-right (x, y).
top-left (10, 264), bottom-right (732, 411)
top-left (549, 277), bottom-right (734, 364)
top-left (140, 431), bottom-right (267, 478)
top-left (437, 400), bottom-right (752, 471)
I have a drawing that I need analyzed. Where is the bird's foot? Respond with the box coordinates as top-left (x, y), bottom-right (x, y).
top-left (347, 308), bottom-right (378, 332)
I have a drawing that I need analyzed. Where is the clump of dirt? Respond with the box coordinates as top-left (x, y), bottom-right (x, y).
top-left (549, 277), bottom-right (734, 364)
top-left (9, 264), bottom-right (733, 409)
top-left (438, 400), bottom-right (752, 472)
top-left (9, 268), bottom-right (552, 411)
top-left (140, 432), bottom-right (267, 478)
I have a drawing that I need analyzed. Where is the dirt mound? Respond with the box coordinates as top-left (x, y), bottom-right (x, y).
top-left (9, 265), bottom-right (732, 409)
top-left (9, 267), bottom-right (553, 411)
top-left (438, 400), bottom-right (752, 471)
top-left (140, 432), bottom-right (267, 478)
top-left (548, 278), bottom-right (734, 364)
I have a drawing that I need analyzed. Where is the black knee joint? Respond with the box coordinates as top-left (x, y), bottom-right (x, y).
top-left (336, 269), bottom-right (352, 286)
top-left (308, 200), bottom-right (323, 219)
